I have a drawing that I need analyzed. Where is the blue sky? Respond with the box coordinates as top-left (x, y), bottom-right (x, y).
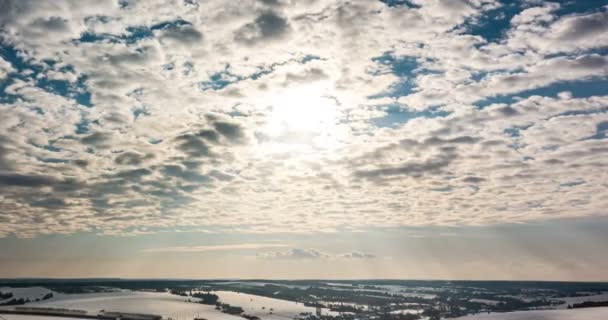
top-left (0, 0), bottom-right (607, 279)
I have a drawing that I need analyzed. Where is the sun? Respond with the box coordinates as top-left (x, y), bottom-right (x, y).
top-left (261, 83), bottom-right (342, 150)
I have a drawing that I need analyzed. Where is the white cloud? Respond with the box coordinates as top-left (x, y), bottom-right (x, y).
top-left (0, 0), bottom-right (607, 238)
top-left (257, 248), bottom-right (377, 260)
top-left (143, 243), bottom-right (289, 253)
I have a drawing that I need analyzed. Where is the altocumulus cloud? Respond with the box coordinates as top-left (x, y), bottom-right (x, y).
top-left (0, 0), bottom-right (607, 238)
top-left (143, 243), bottom-right (290, 253)
top-left (257, 248), bottom-right (377, 260)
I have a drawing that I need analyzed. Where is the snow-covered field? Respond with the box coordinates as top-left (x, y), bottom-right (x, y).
top-left (0, 287), bottom-right (332, 320)
top-left (0, 315), bottom-right (84, 320)
top-left (455, 307), bottom-right (608, 320)
top-left (211, 291), bottom-right (337, 319)
top-left (0, 287), bottom-right (54, 304)
top-left (2, 290), bottom-right (241, 320)
top-left (552, 293), bottom-right (608, 309)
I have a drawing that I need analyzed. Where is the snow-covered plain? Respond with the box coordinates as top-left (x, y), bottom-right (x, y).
top-left (0, 288), bottom-right (332, 320)
top-left (455, 307), bottom-right (608, 320)
top-left (0, 287), bottom-right (54, 304)
top-left (552, 293), bottom-right (608, 309)
top-left (209, 291), bottom-right (337, 319)
top-left (0, 315), bottom-right (85, 320)
top-left (14, 291), bottom-right (241, 320)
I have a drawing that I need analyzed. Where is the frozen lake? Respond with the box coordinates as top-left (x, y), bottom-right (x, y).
top-left (455, 307), bottom-right (608, 320)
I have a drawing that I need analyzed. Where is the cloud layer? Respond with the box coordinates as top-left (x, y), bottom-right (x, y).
top-left (0, 0), bottom-right (607, 238)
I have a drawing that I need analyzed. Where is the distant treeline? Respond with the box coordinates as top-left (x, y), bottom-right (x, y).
top-left (0, 291), bottom-right (14, 300)
top-left (0, 292), bottom-right (54, 306)
top-left (2, 279), bottom-right (608, 297)
top-left (569, 300), bottom-right (608, 309)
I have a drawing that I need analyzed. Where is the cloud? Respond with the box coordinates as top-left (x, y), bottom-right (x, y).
top-left (258, 248), bottom-right (330, 259)
top-left (0, 0), bottom-right (607, 238)
top-left (234, 11), bottom-right (290, 45)
top-left (338, 251), bottom-right (376, 259)
top-left (258, 248), bottom-right (377, 260)
top-left (143, 243), bottom-right (289, 253)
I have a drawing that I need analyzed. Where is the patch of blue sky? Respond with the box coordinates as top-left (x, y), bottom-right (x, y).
top-left (75, 118), bottom-right (90, 134)
top-left (372, 104), bottom-right (450, 128)
top-left (379, 0), bottom-right (420, 8)
top-left (132, 106), bottom-right (151, 120)
top-left (469, 68), bottom-right (524, 82)
top-left (37, 157), bottom-right (69, 164)
top-left (553, 1), bottom-right (608, 16)
top-left (35, 75), bottom-right (92, 107)
top-left (459, 1), bottom-right (522, 43)
top-left (583, 121), bottom-right (608, 140)
top-left (1, 44), bottom-right (93, 107)
top-left (504, 123), bottom-right (533, 138)
top-left (475, 77), bottom-right (608, 109)
top-left (200, 55), bottom-right (318, 91)
top-left (301, 54), bottom-right (321, 63)
top-left (560, 178), bottom-right (586, 188)
top-left (76, 19), bottom-right (192, 45)
top-left (369, 53), bottom-right (439, 99)
top-left (30, 141), bottom-right (62, 153)
top-left (460, 1), bottom-right (607, 44)
top-left (199, 69), bottom-right (238, 90)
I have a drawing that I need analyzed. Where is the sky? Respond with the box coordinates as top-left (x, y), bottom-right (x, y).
top-left (0, 0), bottom-right (607, 280)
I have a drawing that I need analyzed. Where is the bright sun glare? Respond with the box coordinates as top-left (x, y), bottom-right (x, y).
top-left (262, 83), bottom-right (342, 150)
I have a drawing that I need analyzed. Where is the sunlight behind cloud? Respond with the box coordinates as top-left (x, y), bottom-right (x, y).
top-left (259, 82), bottom-right (345, 153)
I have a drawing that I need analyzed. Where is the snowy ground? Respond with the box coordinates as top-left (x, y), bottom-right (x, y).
top-left (0, 287), bottom-right (333, 320)
top-left (3, 290), bottom-right (241, 320)
top-left (0, 287), bottom-right (55, 304)
top-left (0, 315), bottom-right (85, 320)
top-left (210, 291), bottom-right (338, 319)
top-left (552, 293), bottom-right (608, 309)
top-left (455, 307), bottom-right (608, 320)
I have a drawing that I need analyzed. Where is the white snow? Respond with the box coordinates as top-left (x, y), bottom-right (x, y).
top-left (469, 299), bottom-right (500, 306)
top-left (211, 291), bottom-right (338, 319)
top-left (0, 287), bottom-right (55, 304)
top-left (455, 307), bottom-right (608, 320)
top-left (22, 291), bottom-right (242, 320)
top-left (0, 315), bottom-right (85, 320)
top-left (552, 293), bottom-right (608, 308)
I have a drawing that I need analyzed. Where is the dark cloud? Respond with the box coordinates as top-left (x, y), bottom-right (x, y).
top-left (213, 121), bottom-right (246, 143)
top-left (234, 11), bottom-right (290, 45)
top-left (160, 164), bottom-right (212, 183)
top-left (285, 68), bottom-right (329, 83)
top-left (158, 24), bottom-right (203, 43)
top-left (208, 169), bottom-right (234, 181)
top-left (114, 168), bottom-right (153, 180)
top-left (423, 136), bottom-right (478, 146)
top-left (175, 134), bottom-right (212, 157)
top-left (72, 159), bottom-right (89, 168)
top-left (354, 154), bottom-right (454, 180)
top-left (462, 176), bottom-right (485, 184)
top-left (115, 151), bottom-right (153, 166)
top-left (339, 251), bottom-right (376, 259)
top-left (557, 12), bottom-right (608, 41)
top-left (29, 197), bottom-right (68, 210)
top-left (30, 16), bottom-right (69, 32)
top-left (81, 132), bottom-right (112, 148)
top-left (197, 129), bottom-right (220, 143)
top-left (0, 173), bottom-right (57, 187)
